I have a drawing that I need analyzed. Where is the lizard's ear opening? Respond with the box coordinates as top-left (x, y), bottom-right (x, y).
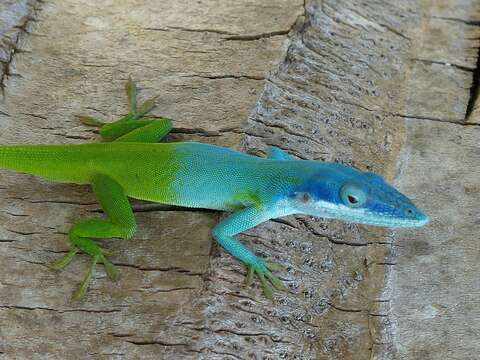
top-left (294, 192), bottom-right (312, 204)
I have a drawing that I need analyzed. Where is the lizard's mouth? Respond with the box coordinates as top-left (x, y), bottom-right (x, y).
top-left (337, 209), bottom-right (429, 228)
top-left (297, 200), bottom-right (429, 228)
top-left (353, 213), bottom-right (429, 228)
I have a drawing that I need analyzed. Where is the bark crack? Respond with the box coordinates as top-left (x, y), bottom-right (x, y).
top-left (0, 304), bottom-right (121, 313)
top-left (412, 58), bottom-right (474, 72)
top-left (430, 16), bottom-right (480, 26)
top-left (6, 228), bottom-right (42, 236)
top-left (113, 262), bottom-right (203, 275)
top-left (397, 113), bottom-right (480, 126)
top-left (393, 113), bottom-right (472, 125)
top-left (466, 39), bottom-right (480, 119)
top-left (161, 26), bottom-right (236, 36)
top-left (295, 216), bottom-right (370, 247)
top-left (180, 74), bottom-right (265, 81)
top-left (125, 339), bottom-right (188, 347)
top-left (223, 30), bottom-right (291, 41)
top-left (0, 1), bottom-right (43, 99)
top-left (327, 302), bottom-right (363, 313)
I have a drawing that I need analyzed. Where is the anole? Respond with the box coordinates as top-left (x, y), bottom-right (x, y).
top-left (0, 79), bottom-right (428, 299)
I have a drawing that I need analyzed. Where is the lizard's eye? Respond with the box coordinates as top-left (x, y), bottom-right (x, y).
top-left (348, 195), bottom-right (359, 204)
top-left (340, 184), bottom-right (366, 208)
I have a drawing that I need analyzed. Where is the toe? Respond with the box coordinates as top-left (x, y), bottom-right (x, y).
top-left (126, 76), bottom-right (137, 114)
top-left (101, 256), bottom-right (119, 281)
top-left (245, 265), bottom-right (255, 287)
top-left (136, 96), bottom-right (158, 118)
top-left (72, 256), bottom-right (98, 300)
top-left (49, 248), bottom-right (78, 270)
top-left (264, 271), bottom-right (286, 291)
top-left (258, 273), bottom-right (274, 300)
top-left (77, 115), bottom-right (106, 127)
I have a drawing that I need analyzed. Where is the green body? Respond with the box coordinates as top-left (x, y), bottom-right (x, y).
top-left (0, 141), bottom-right (297, 210)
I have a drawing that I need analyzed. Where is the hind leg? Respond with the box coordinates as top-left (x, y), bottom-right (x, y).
top-left (50, 173), bottom-right (136, 299)
top-left (78, 77), bottom-right (173, 143)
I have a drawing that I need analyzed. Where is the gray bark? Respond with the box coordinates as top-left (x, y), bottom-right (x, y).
top-left (0, 0), bottom-right (479, 359)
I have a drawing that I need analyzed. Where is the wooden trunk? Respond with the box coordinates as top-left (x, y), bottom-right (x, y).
top-left (1, 1), bottom-right (479, 359)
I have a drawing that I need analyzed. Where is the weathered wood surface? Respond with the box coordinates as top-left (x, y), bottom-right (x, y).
top-left (0, 0), bottom-right (479, 359)
top-left (388, 1), bottom-right (480, 359)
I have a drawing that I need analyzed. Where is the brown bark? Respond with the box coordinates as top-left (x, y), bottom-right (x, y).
top-left (0, 0), bottom-right (479, 359)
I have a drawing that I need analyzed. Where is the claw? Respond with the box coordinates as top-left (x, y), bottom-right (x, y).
top-left (77, 115), bottom-right (106, 127)
top-left (136, 96), bottom-right (158, 118)
top-left (72, 256), bottom-right (98, 300)
top-left (100, 248), bottom-right (112, 257)
top-left (258, 272), bottom-right (274, 300)
top-left (49, 248), bottom-right (78, 270)
top-left (126, 76), bottom-right (137, 114)
top-left (101, 256), bottom-right (119, 281)
top-left (125, 77), bottom-right (157, 119)
top-left (79, 77), bottom-right (160, 138)
top-left (264, 271), bottom-right (286, 291)
top-left (243, 259), bottom-right (285, 300)
top-left (56, 237), bottom-right (117, 300)
top-left (245, 265), bottom-right (255, 287)
top-left (265, 261), bottom-right (283, 272)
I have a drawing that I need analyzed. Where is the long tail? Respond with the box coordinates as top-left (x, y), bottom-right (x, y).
top-left (0, 144), bottom-right (94, 183)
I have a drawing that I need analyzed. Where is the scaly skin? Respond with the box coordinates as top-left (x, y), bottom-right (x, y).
top-left (0, 79), bottom-right (429, 299)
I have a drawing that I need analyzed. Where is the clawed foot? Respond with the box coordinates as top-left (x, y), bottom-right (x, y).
top-left (49, 241), bottom-right (119, 300)
top-left (245, 258), bottom-right (286, 300)
top-left (77, 76), bottom-right (158, 133)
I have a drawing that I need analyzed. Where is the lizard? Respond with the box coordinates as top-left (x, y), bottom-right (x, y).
top-left (0, 78), bottom-right (429, 300)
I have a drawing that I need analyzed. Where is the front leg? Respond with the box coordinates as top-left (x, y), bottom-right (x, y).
top-left (212, 206), bottom-right (285, 299)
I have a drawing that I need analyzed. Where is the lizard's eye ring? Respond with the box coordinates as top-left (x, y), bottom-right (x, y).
top-left (340, 184), bottom-right (366, 208)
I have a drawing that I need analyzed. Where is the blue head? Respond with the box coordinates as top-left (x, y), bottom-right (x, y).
top-left (289, 162), bottom-right (429, 227)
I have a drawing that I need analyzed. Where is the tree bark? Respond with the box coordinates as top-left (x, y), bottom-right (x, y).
top-left (0, 0), bottom-right (479, 359)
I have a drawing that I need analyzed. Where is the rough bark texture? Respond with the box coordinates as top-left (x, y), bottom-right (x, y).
top-left (0, 0), bottom-right (479, 359)
top-left (388, 1), bottom-right (480, 359)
